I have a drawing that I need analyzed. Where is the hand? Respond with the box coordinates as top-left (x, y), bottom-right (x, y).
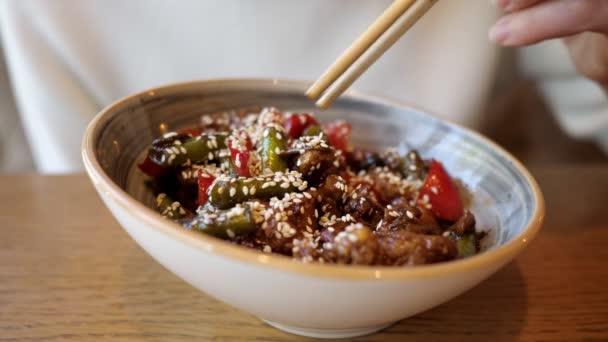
top-left (489, 0), bottom-right (608, 86)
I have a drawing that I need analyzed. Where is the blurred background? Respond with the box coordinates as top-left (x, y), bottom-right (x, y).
top-left (0, 46), bottom-right (33, 172)
top-left (0, 0), bottom-right (606, 173)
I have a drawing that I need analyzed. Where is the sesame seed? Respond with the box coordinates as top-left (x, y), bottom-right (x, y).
top-left (242, 186), bottom-right (249, 195)
top-left (226, 229), bottom-right (235, 239)
top-left (229, 187), bottom-right (236, 197)
top-left (280, 182), bottom-right (290, 189)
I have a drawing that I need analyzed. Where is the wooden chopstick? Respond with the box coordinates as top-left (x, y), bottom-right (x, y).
top-left (306, 0), bottom-right (416, 101)
top-left (307, 0), bottom-right (439, 109)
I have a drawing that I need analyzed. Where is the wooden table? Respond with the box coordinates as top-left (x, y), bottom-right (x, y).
top-left (1, 168), bottom-right (607, 341)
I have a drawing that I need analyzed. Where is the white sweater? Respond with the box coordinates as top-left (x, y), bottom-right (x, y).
top-left (0, 0), bottom-right (605, 173)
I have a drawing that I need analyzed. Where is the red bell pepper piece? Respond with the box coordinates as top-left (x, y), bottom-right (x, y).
top-left (198, 170), bottom-right (216, 206)
top-left (418, 160), bottom-right (463, 222)
top-left (177, 127), bottom-right (203, 137)
top-left (138, 156), bottom-right (166, 178)
top-left (323, 121), bottom-right (352, 151)
top-left (284, 113), bottom-right (318, 138)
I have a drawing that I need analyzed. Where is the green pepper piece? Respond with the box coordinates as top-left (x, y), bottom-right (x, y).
top-left (301, 125), bottom-right (329, 140)
top-left (209, 172), bottom-right (306, 209)
top-left (156, 193), bottom-right (187, 219)
top-left (150, 132), bottom-right (228, 167)
top-left (457, 232), bottom-right (477, 258)
top-left (261, 126), bottom-right (288, 173)
top-left (181, 205), bottom-right (257, 239)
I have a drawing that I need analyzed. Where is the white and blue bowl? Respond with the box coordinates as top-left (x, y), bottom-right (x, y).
top-left (82, 79), bottom-right (544, 339)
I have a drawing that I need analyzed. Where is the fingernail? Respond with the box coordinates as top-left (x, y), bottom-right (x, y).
top-left (489, 17), bottom-right (511, 44)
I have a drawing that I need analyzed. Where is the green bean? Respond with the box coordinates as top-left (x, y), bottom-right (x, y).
top-left (456, 232), bottom-right (477, 258)
top-left (209, 172), bottom-right (306, 209)
top-left (219, 154), bottom-right (239, 177)
top-left (180, 205), bottom-right (257, 239)
top-left (150, 132), bottom-right (228, 167)
top-left (261, 126), bottom-right (288, 173)
top-left (156, 193), bottom-right (187, 219)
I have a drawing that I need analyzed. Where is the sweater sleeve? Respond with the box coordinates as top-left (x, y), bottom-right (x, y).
top-left (0, 2), bottom-right (100, 173)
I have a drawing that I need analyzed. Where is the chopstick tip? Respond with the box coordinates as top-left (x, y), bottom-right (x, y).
top-left (315, 99), bottom-right (331, 110)
top-left (305, 88), bottom-right (318, 101)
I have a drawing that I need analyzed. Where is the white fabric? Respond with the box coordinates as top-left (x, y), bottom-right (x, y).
top-left (519, 40), bottom-right (608, 150)
top-left (0, 48), bottom-right (32, 172)
top-left (0, 0), bottom-right (499, 173)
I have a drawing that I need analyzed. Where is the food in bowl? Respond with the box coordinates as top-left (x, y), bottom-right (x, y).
top-left (84, 80), bottom-right (544, 338)
top-left (138, 107), bottom-right (485, 266)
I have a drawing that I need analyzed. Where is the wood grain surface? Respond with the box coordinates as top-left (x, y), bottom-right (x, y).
top-left (1, 168), bottom-right (607, 341)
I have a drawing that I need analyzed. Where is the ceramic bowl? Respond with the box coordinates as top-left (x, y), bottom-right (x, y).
top-left (82, 79), bottom-right (544, 339)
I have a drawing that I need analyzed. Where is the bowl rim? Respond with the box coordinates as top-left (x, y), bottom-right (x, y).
top-left (82, 78), bottom-right (545, 280)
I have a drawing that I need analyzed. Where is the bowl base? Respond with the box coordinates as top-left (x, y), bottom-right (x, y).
top-left (261, 319), bottom-right (393, 339)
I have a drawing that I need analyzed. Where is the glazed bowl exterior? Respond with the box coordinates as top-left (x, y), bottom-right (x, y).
top-left (82, 79), bottom-right (544, 338)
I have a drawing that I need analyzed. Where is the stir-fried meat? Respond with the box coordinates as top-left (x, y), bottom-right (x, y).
top-left (448, 210), bottom-right (476, 235)
top-left (322, 223), bottom-right (378, 265)
top-left (378, 231), bottom-right (457, 266)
